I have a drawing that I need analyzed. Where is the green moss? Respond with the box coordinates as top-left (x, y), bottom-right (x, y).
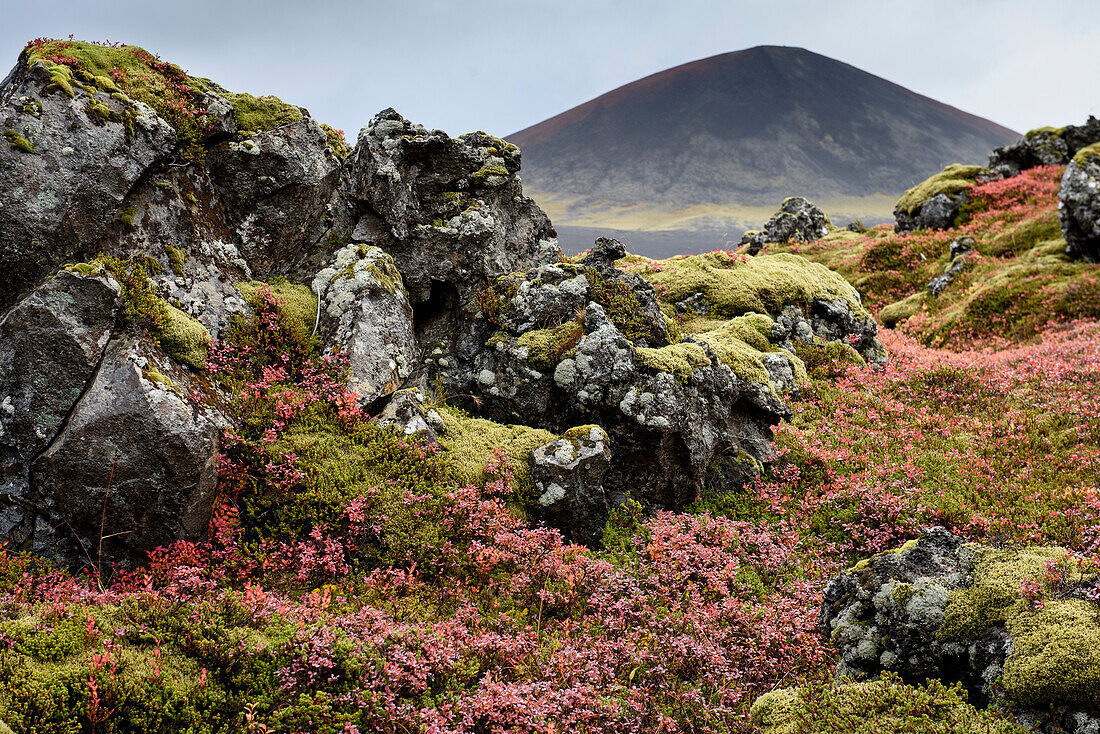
top-left (319, 122), bottom-right (350, 159)
top-left (634, 252), bottom-right (867, 320)
top-left (751, 673), bottom-right (1025, 734)
top-left (237, 279), bottom-right (318, 338)
top-left (939, 545), bottom-right (1065, 641)
top-left (225, 92), bottom-right (302, 134)
top-left (1003, 598), bottom-right (1100, 705)
top-left (63, 262), bottom-right (105, 276)
top-left (1025, 126), bottom-right (1064, 140)
top-left (633, 342), bottom-right (711, 383)
top-left (470, 163), bottom-right (509, 186)
top-left (984, 215), bottom-right (1061, 257)
top-left (1072, 141), bottom-right (1100, 167)
top-left (514, 320), bottom-right (584, 369)
top-left (154, 305), bottom-right (210, 368)
top-left (879, 292), bottom-right (924, 327)
top-left (586, 270), bottom-right (661, 343)
top-left (165, 245), bottom-right (186, 277)
top-left (434, 406), bottom-right (554, 497)
top-left (40, 61), bottom-right (75, 97)
top-left (795, 339), bottom-right (865, 381)
top-left (698, 313), bottom-right (808, 387)
top-left (142, 367), bottom-right (177, 391)
top-left (118, 207), bottom-right (136, 226)
top-left (895, 164), bottom-right (989, 216)
top-left (2, 129), bottom-right (34, 153)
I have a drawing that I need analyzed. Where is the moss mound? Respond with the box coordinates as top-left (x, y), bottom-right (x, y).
top-left (237, 279), bottom-right (318, 337)
top-left (750, 674), bottom-right (1024, 734)
top-left (627, 251), bottom-right (867, 320)
top-left (154, 304), bottom-right (210, 368)
top-left (895, 164), bottom-right (988, 215)
top-left (435, 406), bottom-right (555, 497)
top-left (226, 92), bottom-right (302, 134)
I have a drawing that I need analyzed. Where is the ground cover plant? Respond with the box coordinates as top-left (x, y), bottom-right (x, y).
top-left (3, 157), bottom-right (1100, 731)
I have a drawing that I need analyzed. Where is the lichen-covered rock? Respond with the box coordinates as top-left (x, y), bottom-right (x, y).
top-left (0, 270), bottom-right (120, 493)
top-left (342, 108), bottom-right (560, 341)
top-left (312, 244), bottom-right (417, 403)
top-left (531, 425), bottom-right (611, 546)
top-left (894, 165), bottom-right (998, 233)
top-left (1058, 143), bottom-right (1100, 263)
top-left (819, 528), bottom-right (1100, 733)
top-left (23, 336), bottom-right (220, 571)
top-left (206, 116), bottom-right (343, 275)
top-left (990, 117), bottom-right (1100, 177)
top-left (0, 60), bottom-right (176, 309)
top-left (740, 196), bottom-right (830, 255)
top-left (438, 242), bottom-right (864, 517)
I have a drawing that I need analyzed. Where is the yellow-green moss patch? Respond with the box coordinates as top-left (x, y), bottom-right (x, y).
top-left (165, 245), bottom-right (186, 277)
top-left (895, 164), bottom-right (989, 216)
top-left (2, 129), bottom-right (34, 153)
top-left (634, 342), bottom-right (711, 383)
top-left (224, 92), bottom-right (302, 134)
top-left (320, 122), bottom-right (350, 158)
top-left (154, 305), bottom-right (210, 368)
top-left (435, 406), bottom-right (554, 495)
top-left (514, 320), bottom-right (584, 369)
top-left (238, 280), bottom-right (318, 337)
top-left (879, 292), bottom-right (924, 327)
top-left (1003, 598), bottom-right (1100, 705)
top-left (633, 252), bottom-right (866, 319)
top-left (1072, 141), bottom-right (1100, 168)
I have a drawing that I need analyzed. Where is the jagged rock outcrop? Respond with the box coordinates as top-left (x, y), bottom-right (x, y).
top-left (820, 528), bottom-right (1100, 734)
top-left (342, 108), bottom-right (561, 343)
top-left (206, 116), bottom-right (343, 275)
top-left (739, 197), bottom-right (830, 255)
top-left (437, 239), bottom-right (884, 515)
top-left (1058, 144), bottom-right (1100, 263)
top-left (927, 254), bottom-right (972, 297)
top-left (0, 60), bottom-right (176, 310)
top-left (990, 117), bottom-right (1100, 177)
top-left (312, 243), bottom-right (418, 403)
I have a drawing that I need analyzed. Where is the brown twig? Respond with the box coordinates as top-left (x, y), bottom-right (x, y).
top-left (97, 452), bottom-right (119, 591)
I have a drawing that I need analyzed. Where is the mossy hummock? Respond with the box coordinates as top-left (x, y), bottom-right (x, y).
top-left (895, 164), bottom-right (989, 216)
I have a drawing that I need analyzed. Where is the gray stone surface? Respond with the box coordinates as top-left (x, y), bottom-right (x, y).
top-left (531, 425), bottom-right (612, 546)
top-left (1059, 152), bottom-right (1100, 263)
top-left (312, 243), bottom-right (418, 403)
top-left (0, 61), bottom-right (176, 309)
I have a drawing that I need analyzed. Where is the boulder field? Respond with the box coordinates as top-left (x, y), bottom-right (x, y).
top-left (0, 39), bottom-right (882, 566)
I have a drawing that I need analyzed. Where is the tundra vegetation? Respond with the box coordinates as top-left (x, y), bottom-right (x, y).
top-left (1, 37), bottom-right (1099, 734)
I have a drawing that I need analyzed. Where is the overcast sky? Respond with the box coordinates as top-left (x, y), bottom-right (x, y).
top-left (3, 1), bottom-right (1097, 141)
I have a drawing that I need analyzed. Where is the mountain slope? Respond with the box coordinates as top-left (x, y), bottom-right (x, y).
top-left (510, 46), bottom-right (1019, 231)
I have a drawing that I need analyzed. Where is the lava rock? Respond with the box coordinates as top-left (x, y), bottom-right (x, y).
top-left (1058, 145), bottom-right (1100, 263)
top-left (25, 336), bottom-right (220, 571)
top-left (0, 60), bottom-right (176, 309)
top-left (0, 269), bottom-right (121, 491)
top-left (740, 197), bottom-right (830, 255)
top-left (928, 255), bottom-right (972, 297)
top-left (343, 108), bottom-right (560, 342)
top-left (206, 116), bottom-right (343, 276)
top-left (312, 243), bottom-right (418, 403)
top-left (531, 425), bottom-right (612, 546)
top-left (948, 236), bottom-right (976, 259)
top-left (820, 528), bottom-right (1100, 733)
top-left (990, 117), bottom-right (1100, 177)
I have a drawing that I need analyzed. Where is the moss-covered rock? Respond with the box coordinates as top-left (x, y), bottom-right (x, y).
top-left (895, 164), bottom-right (989, 217)
top-left (153, 304), bottom-right (210, 368)
top-left (237, 279), bottom-right (318, 338)
top-left (225, 92), bottom-right (302, 134)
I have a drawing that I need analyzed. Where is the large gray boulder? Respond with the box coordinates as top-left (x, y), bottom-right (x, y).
top-left (1058, 144), bottom-right (1100, 263)
top-left (740, 196), bottom-right (830, 255)
top-left (0, 268), bottom-right (220, 572)
top-left (343, 108), bottom-right (560, 344)
top-left (27, 336), bottom-right (220, 571)
top-left (0, 60), bottom-right (176, 309)
top-left (820, 528), bottom-right (1100, 734)
top-left (0, 269), bottom-right (120, 489)
top-left (312, 243), bottom-right (418, 404)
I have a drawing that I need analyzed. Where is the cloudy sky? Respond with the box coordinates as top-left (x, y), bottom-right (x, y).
top-left (3, 0), bottom-right (1097, 141)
